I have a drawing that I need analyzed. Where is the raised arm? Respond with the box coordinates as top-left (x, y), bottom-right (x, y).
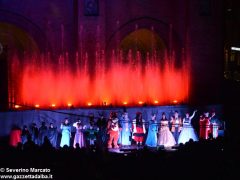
top-left (210, 112), bottom-right (216, 119)
top-left (190, 110), bottom-right (197, 120)
top-left (73, 122), bottom-right (78, 128)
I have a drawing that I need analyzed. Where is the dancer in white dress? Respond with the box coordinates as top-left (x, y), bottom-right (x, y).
top-left (73, 120), bottom-right (86, 148)
top-left (178, 110), bottom-right (198, 144)
top-left (157, 113), bottom-right (176, 147)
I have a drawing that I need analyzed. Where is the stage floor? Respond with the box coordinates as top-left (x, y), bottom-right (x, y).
top-left (108, 145), bottom-right (178, 154)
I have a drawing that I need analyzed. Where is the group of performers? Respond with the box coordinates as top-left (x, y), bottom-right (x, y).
top-left (9, 121), bottom-right (58, 148)
top-left (104, 110), bottom-right (222, 149)
top-left (9, 109), bottom-right (222, 149)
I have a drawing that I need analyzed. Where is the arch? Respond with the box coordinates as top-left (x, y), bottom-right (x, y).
top-left (0, 9), bottom-right (48, 53)
top-left (106, 16), bottom-right (182, 55)
top-left (0, 22), bottom-right (40, 54)
top-left (119, 28), bottom-right (166, 59)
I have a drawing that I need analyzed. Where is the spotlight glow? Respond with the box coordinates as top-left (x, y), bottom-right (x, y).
top-left (138, 101), bottom-right (143, 105)
top-left (14, 105), bottom-right (20, 109)
top-left (173, 100), bottom-right (178, 104)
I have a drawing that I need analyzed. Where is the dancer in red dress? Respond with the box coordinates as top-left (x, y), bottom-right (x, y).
top-left (9, 125), bottom-right (22, 147)
top-left (199, 112), bottom-right (215, 139)
top-left (132, 112), bottom-right (146, 146)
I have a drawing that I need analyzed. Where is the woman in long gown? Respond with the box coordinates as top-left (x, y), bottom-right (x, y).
top-left (157, 113), bottom-right (176, 147)
top-left (60, 118), bottom-right (71, 147)
top-left (145, 114), bottom-right (158, 147)
top-left (118, 112), bottom-right (132, 146)
top-left (73, 120), bottom-right (86, 148)
top-left (178, 110), bottom-right (198, 144)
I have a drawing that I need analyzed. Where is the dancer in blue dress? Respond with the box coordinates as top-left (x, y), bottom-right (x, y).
top-left (60, 118), bottom-right (71, 147)
top-left (118, 112), bottom-right (132, 146)
top-left (145, 113), bottom-right (158, 147)
top-left (178, 110), bottom-right (198, 144)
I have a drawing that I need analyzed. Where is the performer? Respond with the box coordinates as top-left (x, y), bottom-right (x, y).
top-left (199, 112), bottom-right (214, 139)
top-left (118, 112), bottom-right (132, 146)
top-left (132, 112), bottom-right (146, 146)
top-left (210, 111), bottom-right (219, 139)
top-left (107, 112), bottom-right (120, 149)
top-left (96, 113), bottom-right (108, 148)
top-left (73, 119), bottom-right (86, 148)
top-left (21, 125), bottom-right (30, 144)
top-left (9, 125), bottom-right (22, 147)
top-left (145, 113), bottom-right (158, 147)
top-left (178, 110), bottom-right (198, 144)
top-left (157, 112), bottom-right (176, 147)
top-left (170, 111), bottom-right (182, 143)
top-left (48, 123), bottom-right (58, 148)
top-left (60, 118), bottom-right (71, 147)
top-left (85, 119), bottom-right (99, 147)
top-left (29, 123), bottom-right (39, 145)
top-left (38, 122), bottom-right (48, 146)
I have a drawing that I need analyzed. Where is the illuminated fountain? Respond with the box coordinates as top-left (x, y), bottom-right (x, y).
top-left (8, 26), bottom-right (191, 109)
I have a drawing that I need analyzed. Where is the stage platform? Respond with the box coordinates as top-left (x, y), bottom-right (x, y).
top-left (0, 104), bottom-right (223, 138)
top-left (107, 144), bottom-right (178, 154)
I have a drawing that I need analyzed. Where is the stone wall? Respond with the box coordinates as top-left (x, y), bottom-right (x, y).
top-left (0, 0), bottom-right (224, 104)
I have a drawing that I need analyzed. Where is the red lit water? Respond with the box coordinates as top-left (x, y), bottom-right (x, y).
top-left (9, 50), bottom-right (190, 108)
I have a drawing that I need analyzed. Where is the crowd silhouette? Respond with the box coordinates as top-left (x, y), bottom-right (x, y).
top-left (0, 134), bottom-right (235, 179)
top-left (0, 103), bottom-right (238, 179)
